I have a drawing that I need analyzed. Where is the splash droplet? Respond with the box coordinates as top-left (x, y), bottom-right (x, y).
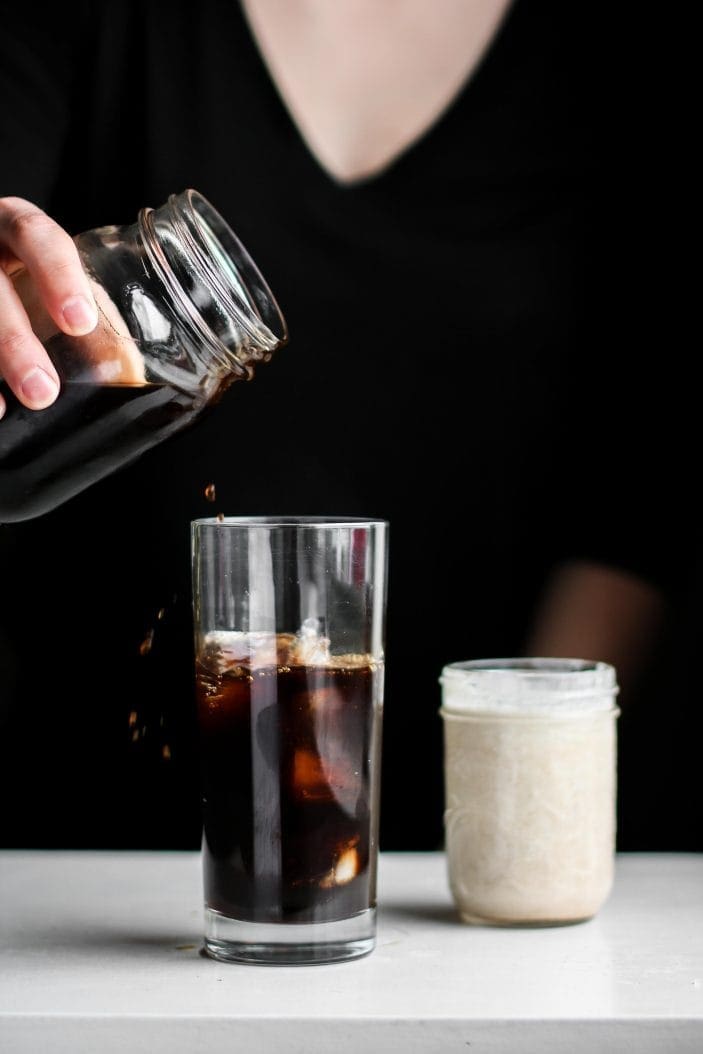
top-left (139, 629), bottom-right (154, 656)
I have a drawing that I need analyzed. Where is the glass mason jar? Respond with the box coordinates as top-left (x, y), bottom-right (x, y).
top-left (440, 658), bottom-right (620, 926)
top-left (0, 189), bottom-right (287, 522)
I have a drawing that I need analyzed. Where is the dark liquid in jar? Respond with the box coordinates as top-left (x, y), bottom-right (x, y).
top-left (0, 379), bottom-right (203, 522)
top-left (196, 642), bottom-right (382, 924)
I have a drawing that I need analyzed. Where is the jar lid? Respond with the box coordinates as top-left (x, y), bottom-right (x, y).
top-left (439, 658), bottom-right (619, 716)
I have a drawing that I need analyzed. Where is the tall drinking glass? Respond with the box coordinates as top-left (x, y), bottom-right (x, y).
top-left (191, 516), bottom-right (388, 964)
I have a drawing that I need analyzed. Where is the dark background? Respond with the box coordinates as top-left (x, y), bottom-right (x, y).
top-left (0, 2), bottom-right (698, 853)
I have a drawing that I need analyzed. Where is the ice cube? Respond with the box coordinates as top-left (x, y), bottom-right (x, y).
top-left (199, 630), bottom-right (278, 674)
top-left (320, 839), bottom-right (360, 888)
top-left (289, 619), bottom-right (331, 667)
top-left (291, 748), bottom-right (333, 801)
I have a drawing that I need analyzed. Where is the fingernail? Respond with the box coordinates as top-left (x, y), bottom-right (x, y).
top-left (0, 397), bottom-right (5, 421)
top-left (62, 295), bottom-right (98, 335)
top-left (21, 367), bottom-right (59, 408)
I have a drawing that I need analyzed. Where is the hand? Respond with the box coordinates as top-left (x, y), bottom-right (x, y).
top-left (0, 198), bottom-right (99, 419)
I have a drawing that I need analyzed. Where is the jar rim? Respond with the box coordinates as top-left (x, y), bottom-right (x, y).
top-left (439, 658), bottom-right (619, 715)
top-left (138, 190), bottom-right (288, 375)
top-left (179, 190), bottom-right (288, 349)
top-left (443, 657), bottom-right (613, 677)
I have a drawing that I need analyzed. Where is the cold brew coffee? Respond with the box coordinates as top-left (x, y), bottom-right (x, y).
top-left (196, 630), bottom-right (383, 926)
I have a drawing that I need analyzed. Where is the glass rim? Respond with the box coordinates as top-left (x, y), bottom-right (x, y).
top-left (191, 515), bottom-right (388, 529)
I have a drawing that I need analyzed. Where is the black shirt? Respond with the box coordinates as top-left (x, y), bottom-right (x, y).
top-left (0, 2), bottom-right (681, 849)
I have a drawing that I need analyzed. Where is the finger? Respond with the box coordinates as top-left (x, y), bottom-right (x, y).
top-left (0, 198), bottom-right (98, 337)
top-left (0, 390), bottom-right (6, 420)
top-left (0, 266), bottom-right (60, 409)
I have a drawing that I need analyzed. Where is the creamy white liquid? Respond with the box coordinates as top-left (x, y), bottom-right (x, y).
top-left (441, 661), bottom-right (618, 924)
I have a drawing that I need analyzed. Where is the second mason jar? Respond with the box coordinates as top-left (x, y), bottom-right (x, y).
top-left (0, 189), bottom-right (287, 523)
top-left (440, 658), bottom-right (620, 926)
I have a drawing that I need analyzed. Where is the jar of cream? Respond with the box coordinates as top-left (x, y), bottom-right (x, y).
top-left (440, 658), bottom-right (620, 925)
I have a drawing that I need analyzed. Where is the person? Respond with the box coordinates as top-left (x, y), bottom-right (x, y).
top-left (0, 1), bottom-right (691, 850)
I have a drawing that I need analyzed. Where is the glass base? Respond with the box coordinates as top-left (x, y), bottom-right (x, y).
top-left (203, 906), bottom-right (376, 965)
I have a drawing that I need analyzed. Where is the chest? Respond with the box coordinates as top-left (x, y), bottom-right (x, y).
top-left (240, 0), bottom-right (514, 184)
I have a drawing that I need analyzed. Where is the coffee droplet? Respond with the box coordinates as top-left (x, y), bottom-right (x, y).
top-left (204, 483), bottom-right (216, 502)
top-left (216, 512), bottom-right (224, 523)
top-left (139, 628), bottom-right (154, 656)
top-left (162, 744), bottom-right (172, 760)
top-left (157, 607), bottom-right (166, 621)
top-left (128, 710), bottom-right (138, 728)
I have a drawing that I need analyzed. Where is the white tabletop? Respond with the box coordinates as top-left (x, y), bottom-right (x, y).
top-left (0, 851), bottom-right (701, 1053)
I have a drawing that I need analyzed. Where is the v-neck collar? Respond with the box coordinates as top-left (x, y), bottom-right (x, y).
top-left (234, 0), bottom-right (521, 192)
